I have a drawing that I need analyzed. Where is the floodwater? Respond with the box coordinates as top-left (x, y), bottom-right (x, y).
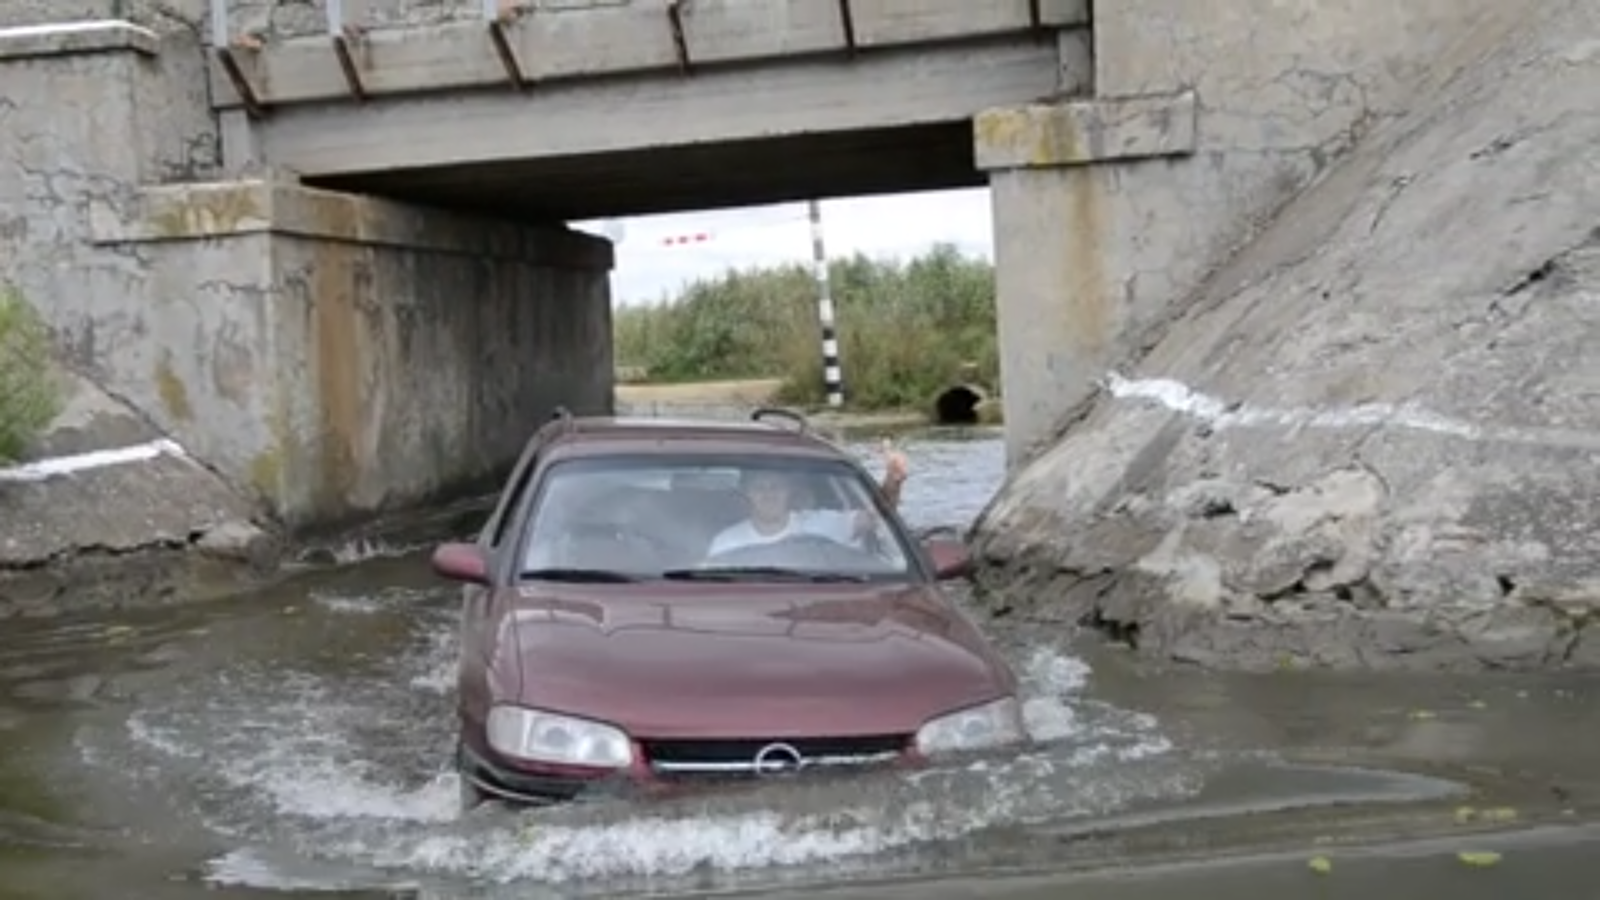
top-left (2, 427), bottom-right (1598, 899)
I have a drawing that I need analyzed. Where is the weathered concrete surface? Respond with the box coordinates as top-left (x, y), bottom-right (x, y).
top-left (978, 0), bottom-right (1526, 464)
top-left (972, 0), bottom-right (1600, 672)
top-left (2, 17), bottom-right (616, 534)
top-left (210, 0), bottom-right (1090, 102)
top-left (85, 178), bottom-right (616, 527)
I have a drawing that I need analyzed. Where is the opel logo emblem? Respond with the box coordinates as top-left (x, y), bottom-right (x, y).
top-left (752, 742), bottom-right (806, 777)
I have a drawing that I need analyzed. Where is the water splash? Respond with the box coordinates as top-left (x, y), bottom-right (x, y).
top-left (115, 613), bottom-right (1186, 893)
top-left (102, 432), bottom-right (1194, 892)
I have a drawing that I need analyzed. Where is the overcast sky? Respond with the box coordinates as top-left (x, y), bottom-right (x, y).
top-left (573, 187), bottom-right (993, 306)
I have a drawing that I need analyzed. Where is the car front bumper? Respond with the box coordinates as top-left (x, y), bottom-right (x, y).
top-left (459, 743), bottom-right (610, 806)
top-left (457, 741), bottom-right (916, 807)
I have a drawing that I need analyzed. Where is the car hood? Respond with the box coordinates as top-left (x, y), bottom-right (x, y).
top-left (498, 583), bottom-right (1011, 739)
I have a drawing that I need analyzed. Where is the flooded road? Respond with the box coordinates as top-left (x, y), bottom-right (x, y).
top-left (2, 428), bottom-right (1598, 898)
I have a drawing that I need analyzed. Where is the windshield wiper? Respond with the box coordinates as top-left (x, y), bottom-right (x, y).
top-left (662, 566), bottom-right (868, 584)
top-left (520, 567), bottom-right (640, 583)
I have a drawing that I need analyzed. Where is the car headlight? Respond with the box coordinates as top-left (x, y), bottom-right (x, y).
top-left (486, 706), bottom-right (634, 768)
top-left (914, 697), bottom-right (1026, 756)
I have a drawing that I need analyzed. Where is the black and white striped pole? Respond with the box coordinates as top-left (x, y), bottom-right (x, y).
top-left (808, 199), bottom-right (844, 408)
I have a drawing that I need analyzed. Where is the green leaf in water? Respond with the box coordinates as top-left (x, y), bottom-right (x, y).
top-left (1458, 851), bottom-right (1502, 867)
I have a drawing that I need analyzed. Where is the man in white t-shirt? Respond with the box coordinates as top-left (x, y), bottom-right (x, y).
top-left (706, 441), bottom-right (909, 559)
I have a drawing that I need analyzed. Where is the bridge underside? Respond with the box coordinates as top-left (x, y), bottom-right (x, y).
top-left (305, 122), bottom-right (980, 221)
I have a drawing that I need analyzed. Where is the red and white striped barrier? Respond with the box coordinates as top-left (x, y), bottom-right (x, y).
top-left (659, 231), bottom-right (713, 246)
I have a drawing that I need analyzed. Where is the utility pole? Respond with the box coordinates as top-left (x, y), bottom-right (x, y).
top-left (808, 199), bottom-right (844, 408)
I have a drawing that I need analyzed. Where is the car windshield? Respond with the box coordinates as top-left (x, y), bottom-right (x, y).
top-left (517, 454), bottom-right (916, 582)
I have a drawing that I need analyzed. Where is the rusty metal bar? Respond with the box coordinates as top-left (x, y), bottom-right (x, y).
top-left (487, 20), bottom-right (527, 89)
top-left (327, 0), bottom-right (368, 101)
top-left (331, 36), bottom-right (367, 100)
top-left (209, 0), bottom-right (266, 117)
top-left (216, 48), bottom-right (267, 118)
top-left (483, 0), bottom-right (528, 90)
top-left (837, 0), bottom-right (857, 56)
top-left (666, 0), bottom-right (692, 74)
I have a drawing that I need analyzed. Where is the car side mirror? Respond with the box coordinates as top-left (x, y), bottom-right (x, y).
top-left (432, 542), bottom-right (489, 585)
top-left (923, 537), bottom-right (973, 581)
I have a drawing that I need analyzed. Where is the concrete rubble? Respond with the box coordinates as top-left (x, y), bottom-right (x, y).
top-left (973, 0), bottom-right (1600, 671)
top-left (0, 369), bottom-right (278, 618)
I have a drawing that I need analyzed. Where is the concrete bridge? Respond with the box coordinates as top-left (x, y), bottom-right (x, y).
top-left (0, 0), bottom-right (1498, 530)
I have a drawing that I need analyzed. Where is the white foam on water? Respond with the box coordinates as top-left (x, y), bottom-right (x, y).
top-left (309, 593), bottom-right (387, 615)
top-left (1017, 647), bottom-right (1089, 741)
top-left (326, 538), bottom-right (418, 566)
top-left (203, 847), bottom-right (425, 894)
top-left (407, 628), bottom-right (459, 696)
top-left (324, 746), bottom-right (1196, 886)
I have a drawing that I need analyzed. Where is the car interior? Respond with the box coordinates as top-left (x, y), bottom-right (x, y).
top-left (522, 465), bottom-right (882, 574)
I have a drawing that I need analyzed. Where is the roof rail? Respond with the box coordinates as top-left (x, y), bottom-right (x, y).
top-left (750, 406), bottom-right (810, 434)
top-left (549, 405), bottom-right (577, 434)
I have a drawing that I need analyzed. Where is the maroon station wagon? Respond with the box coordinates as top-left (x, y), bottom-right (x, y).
top-left (431, 408), bottom-right (1028, 810)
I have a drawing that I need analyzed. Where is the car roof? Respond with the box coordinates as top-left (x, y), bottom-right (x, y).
top-left (535, 413), bottom-right (852, 462)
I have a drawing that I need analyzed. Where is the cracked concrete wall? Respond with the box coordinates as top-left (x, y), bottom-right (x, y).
top-left (259, 199), bottom-right (615, 526)
top-left (0, 24), bottom-right (222, 462)
top-left (229, 0), bottom-right (478, 39)
top-left (0, 1), bottom-right (210, 34)
top-left (980, 0), bottom-right (1521, 463)
top-left (214, 0), bottom-right (617, 41)
top-left (0, 17), bottom-right (275, 608)
top-left (82, 179), bottom-right (615, 530)
top-left (2, 21), bottom-right (615, 533)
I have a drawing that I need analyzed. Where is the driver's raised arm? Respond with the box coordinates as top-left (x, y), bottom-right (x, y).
top-left (850, 441), bottom-right (909, 538)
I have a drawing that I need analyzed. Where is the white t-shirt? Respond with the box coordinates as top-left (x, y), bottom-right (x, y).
top-left (707, 510), bottom-right (859, 558)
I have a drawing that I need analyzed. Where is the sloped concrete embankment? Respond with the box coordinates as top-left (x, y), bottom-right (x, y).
top-left (972, 1), bottom-right (1600, 671)
top-left (0, 371), bottom-right (277, 618)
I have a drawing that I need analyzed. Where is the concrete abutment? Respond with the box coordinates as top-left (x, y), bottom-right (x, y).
top-left (976, 0), bottom-right (1520, 466)
top-left (1, 19), bottom-right (614, 532)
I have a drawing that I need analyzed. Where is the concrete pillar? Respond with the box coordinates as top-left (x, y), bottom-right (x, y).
top-left (975, 95), bottom-right (1198, 466)
top-left (978, 0), bottom-right (1520, 468)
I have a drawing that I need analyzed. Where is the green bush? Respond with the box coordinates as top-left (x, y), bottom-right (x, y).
top-left (0, 287), bottom-right (61, 463)
top-left (613, 244), bottom-right (998, 410)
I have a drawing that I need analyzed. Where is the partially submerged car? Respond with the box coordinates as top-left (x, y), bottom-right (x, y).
top-left (431, 408), bottom-right (1028, 809)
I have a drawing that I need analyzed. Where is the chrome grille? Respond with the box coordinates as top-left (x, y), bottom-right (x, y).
top-left (642, 735), bottom-right (908, 777)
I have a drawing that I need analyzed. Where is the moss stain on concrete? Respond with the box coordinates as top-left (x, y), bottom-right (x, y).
top-left (153, 354), bottom-right (192, 422)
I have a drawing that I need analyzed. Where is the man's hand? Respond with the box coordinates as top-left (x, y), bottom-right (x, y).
top-left (879, 438), bottom-right (908, 512)
top-left (882, 438), bottom-right (909, 485)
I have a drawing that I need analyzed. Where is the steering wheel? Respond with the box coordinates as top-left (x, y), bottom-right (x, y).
top-left (704, 532), bottom-right (887, 569)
